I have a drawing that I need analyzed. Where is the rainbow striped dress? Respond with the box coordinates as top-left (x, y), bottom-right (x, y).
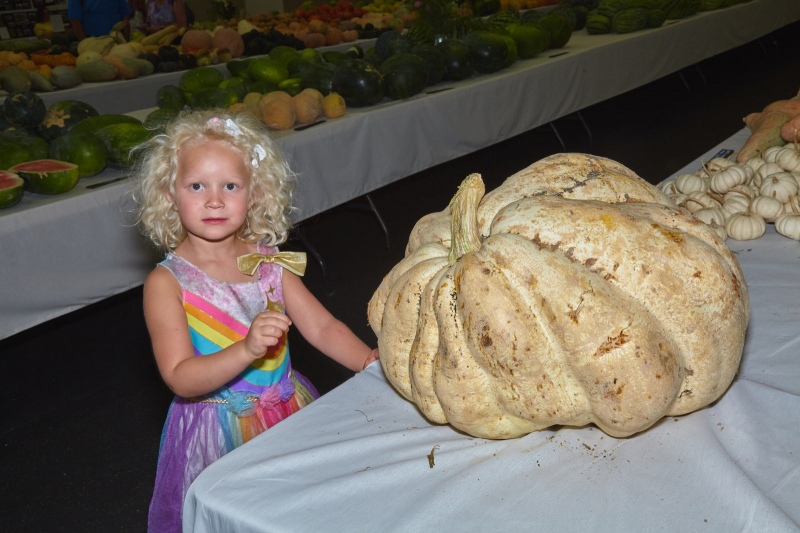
top-left (148, 244), bottom-right (319, 533)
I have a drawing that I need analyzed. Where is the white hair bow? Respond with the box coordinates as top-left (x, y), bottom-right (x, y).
top-left (209, 117), bottom-right (267, 168)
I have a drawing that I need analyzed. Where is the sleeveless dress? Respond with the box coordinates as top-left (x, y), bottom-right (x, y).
top-left (147, 244), bottom-right (319, 533)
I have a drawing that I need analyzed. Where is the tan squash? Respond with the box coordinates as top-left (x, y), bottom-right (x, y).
top-left (368, 154), bottom-right (749, 439)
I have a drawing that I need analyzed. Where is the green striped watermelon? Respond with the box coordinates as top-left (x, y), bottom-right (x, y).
top-left (0, 170), bottom-right (24, 208)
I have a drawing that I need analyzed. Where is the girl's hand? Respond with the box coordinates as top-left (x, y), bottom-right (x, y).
top-left (362, 348), bottom-right (380, 370)
top-left (244, 311), bottom-right (292, 359)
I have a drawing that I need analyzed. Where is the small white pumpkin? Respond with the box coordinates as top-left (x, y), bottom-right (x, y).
top-left (708, 219), bottom-right (727, 241)
top-left (744, 155), bottom-right (766, 173)
top-left (725, 200), bottom-right (766, 241)
top-left (721, 195), bottom-right (751, 220)
top-left (760, 172), bottom-right (799, 203)
top-left (682, 190), bottom-right (722, 214)
top-left (707, 157), bottom-right (735, 172)
top-left (710, 165), bottom-right (749, 194)
top-left (764, 146), bottom-right (785, 163)
top-left (676, 173), bottom-right (709, 194)
top-left (756, 162), bottom-right (784, 183)
top-left (669, 192), bottom-right (688, 206)
top-left (693, 206), bottom-right (725, 226)
top-left (658, 180), bottom-right (678, 195)
top-left (775, 148), bottom-right (800, 172)
top-left (723, 184), bottom-right (755, 202)
top-left (750, 193), bottom-right (784, 223)
top-left (775, 196), bottom-right (800, 241)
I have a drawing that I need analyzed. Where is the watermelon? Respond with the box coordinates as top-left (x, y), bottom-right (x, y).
top-left (157, 85), bottom-right (186, 111)
top-left (498, 35), bottom-right (518, 67)
top-left (473, 0), bottom-right (501, 16)
top-left (411, 44), bottom-right (447, 87)
top-left (345, 45), bottom-right (364, 59)
top-left (190, 87), bottom-right (239, 110)
top-left (463, 32), bottom-right (508, 74)
top-left (406, 25), bottom-right (434, 46)
top-left (487, 10), bottom-right (521, 32)
top-left (0, 171), bottom-right (24, 209)
top-left (511, 25), bottom-right (549, 58)
top-left (37, 100), bottom-right (99, 142)
top-left (95, 123), bottom-right (153, 169)
top-left (540, 14), bottom-right (573, 48)
top-left (551, 5), bottom-right (580, 29)
top-left (244, 79), bottom-right (280, 95)
top-left (3, 91), bottom-right (46, 128)
top-left (226, 58), bottom-right (252, 78)
top-left (0, 135), bottom-right (49, 170)
top-left (612, 8), bottom-right (649, 32)
top-left (300, 63), bottom-right (336, 96)
top-left (436, 39), bottom-right (474, 81)
top-left (647, 9), bottom-right (666, 27)
top-left (586, 13), bottom-right (612, 33)
top-left (10, 160), bottom-right (79, 195)
top-left (331, 59), bottom-right (386, 107)
top-left (521, 10), bottom-right (546, 24)
top-left (379, 54), bottom-right (430, 100)
top-left (179, 67), bottom-right (224, 94)
top-left (375, 32), bottom-right (410, 60)
top-left (246, 58), bottom-right (289, 85)
top-left (143, 108), bottom-right (180, 135)
top-left (48, 132), bottom-right (107, 178)
top-left (269, 46), bottom-right (299, 66)
top-left (219, 78), bottom-right (248, 101)
top-left (71, 115), bottom-right (142, 136)
top-left (287, 58), bottom-right (313, 77)
top-left (322, 51), bottom-right (349, 66)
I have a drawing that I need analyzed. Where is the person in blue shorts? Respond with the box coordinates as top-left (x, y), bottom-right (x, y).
top-left (68, 0), bottom-right (132, 40)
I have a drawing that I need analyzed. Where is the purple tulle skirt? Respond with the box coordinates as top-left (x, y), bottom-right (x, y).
top-left (148, 370), bottom-right (319, 532)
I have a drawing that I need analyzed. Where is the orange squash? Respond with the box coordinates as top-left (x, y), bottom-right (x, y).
top-left (211, 27), bottom-right (244, 58)
top-left (325, 28), bottom-right (343, 46)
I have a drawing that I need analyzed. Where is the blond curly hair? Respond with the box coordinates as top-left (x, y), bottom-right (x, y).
top-left (132, 109), bottom-right (295, 251)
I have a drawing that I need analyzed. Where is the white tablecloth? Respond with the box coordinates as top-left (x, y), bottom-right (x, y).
top-left (183, 120), bottom-right (800, 533)
top-left (2, 0), bottom-right (798, 339)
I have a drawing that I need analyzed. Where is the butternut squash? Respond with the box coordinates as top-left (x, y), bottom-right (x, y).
top-left (737, 111), bottom-right (790, 163)
top-left (780, 115), bottom-right (800, 143)
top-left (762, 99), bottom-right (800, 118)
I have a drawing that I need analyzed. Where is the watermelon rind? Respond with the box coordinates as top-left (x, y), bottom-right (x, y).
top-left (37, 100), bottom-right (100, 142)
top-left (10, 159), bottom-right (79, 195)
top-left (95, 122), bottom-right (153, 169)
top-left (0, 171), bottom-right (24, 209)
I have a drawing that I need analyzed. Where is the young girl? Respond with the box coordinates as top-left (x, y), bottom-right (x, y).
top-left (133, 109), bottom-right (379, 532)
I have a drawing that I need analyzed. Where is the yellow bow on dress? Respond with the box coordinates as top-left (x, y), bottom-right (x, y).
top-left (237, 252), bottom-right (307, 277)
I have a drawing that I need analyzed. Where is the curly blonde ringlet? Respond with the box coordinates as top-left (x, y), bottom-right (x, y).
top-left (131, 108), bottom-right (295, 251)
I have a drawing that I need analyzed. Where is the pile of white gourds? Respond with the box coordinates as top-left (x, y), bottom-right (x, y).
top-left (659, 141), bottom-right (800, 241)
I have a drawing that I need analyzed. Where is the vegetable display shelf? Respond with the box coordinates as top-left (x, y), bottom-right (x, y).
top-left (0, 37), bottom-right (379, 114)
top-left (1, 0), bottom-right (798, 341)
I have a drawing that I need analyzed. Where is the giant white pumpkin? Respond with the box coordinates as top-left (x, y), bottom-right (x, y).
top-left (368, 154), bottom-right (749, 439)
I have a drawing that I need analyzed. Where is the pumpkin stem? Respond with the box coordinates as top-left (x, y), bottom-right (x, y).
top-left (708, 191), bottom-right (725, 204)
top-left (448, 174), bottom-right (485, 263)
top-left (790, 195), bottom-right (800, 216)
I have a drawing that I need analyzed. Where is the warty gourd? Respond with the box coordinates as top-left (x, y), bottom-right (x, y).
top-left (369, 154), bottom-right (749, 439)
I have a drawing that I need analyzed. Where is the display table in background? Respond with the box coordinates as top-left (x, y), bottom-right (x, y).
top-left (2, 0), bottom-right (799, 339)
top-left (183, 128), bottom-right (800, 533)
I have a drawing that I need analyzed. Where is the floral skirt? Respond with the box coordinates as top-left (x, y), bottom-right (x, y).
top-left (147, 369), bottom-right (319, 532)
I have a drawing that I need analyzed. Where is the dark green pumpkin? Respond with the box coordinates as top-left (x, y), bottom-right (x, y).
top-left (379, 54), bottom-right (429, 100)
top-left (331, 59), bottom-right (386, 108)
top-left (37, 100), bottom-right (99, 142)
top-left (3, 91), bottom-right (46, 129)
top-left (48, 132), bottom-right (107, 178)
top-left (436, 39), bottom-right (473, 81)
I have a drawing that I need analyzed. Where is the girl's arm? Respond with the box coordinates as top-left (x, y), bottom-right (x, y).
top-left (283, 271), bottom-right (378, 372)
top-left (173, 0), bottom-right (187, 28)
top-left (144, 267), bottom-right (291, 397)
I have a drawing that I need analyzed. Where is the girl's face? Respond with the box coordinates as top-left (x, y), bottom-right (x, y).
top-left (171, 140), bottom-right (254, 244)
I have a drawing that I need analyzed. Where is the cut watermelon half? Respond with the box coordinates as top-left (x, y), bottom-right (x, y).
top-left (10, 159), bottom-right (79, 195)
top-left (0, 170), bottom-right (24, 209)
